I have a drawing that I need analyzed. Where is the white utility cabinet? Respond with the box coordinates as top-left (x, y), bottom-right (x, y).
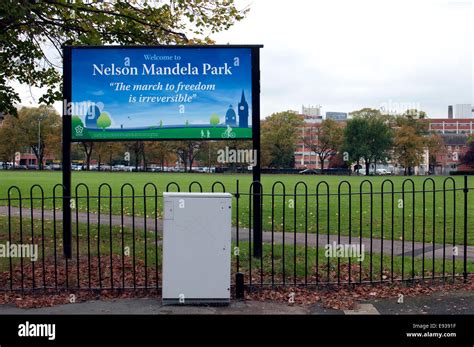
top-left (162, 192), bottom-right (232, 305)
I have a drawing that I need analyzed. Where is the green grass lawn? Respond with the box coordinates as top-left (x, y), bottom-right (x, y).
top-left (0, 171), bottom-right (473, 245)
top-left (0, 216), bottom-right (470, 289)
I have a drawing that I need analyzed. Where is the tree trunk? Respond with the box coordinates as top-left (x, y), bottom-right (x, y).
top-left (82, 142), bottom-right (93, 171)
top-left (319, 154), bottom-right (325, 172)
top-left (143, 154), bottom-right (147, 171)
top-left (189, 157), bottom-right (194, 172)
top-left (365, 161), bottom-right (370, 176)
top-left (38, 153), bottom-right (44, 170)
top-left (135, 155), bottom-right (139, 171)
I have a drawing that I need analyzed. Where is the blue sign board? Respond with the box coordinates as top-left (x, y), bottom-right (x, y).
top-left (70, 47), bottom-right (253, 140)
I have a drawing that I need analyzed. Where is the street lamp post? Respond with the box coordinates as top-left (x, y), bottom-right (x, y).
top-left (37, 113), bottom-right (46, 170)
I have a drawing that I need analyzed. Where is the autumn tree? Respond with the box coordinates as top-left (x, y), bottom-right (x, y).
top-left (393, 125), bottom-right (426, 175)
top-left (392, 110), bottom-right (430, 175)
top-left (261, 111), bottom-right (304, 168)
top-left (82, 143), bottom-right (94, 170)
top-left (195, 141), bottom-right (220, 171)
top-left (144, 142), bottom-right (176, 171)
top-left (94, 142), bottom-right (123, 170)
top-left (460, 137), bottom-right (474, 168)
top-left (0, 114), bottom-right (22, 165)
top-left (125, 142), bottom-right (145, 171)
top-left (425, 134), bottom-right (445, 173)
top-left (303, 119), bottom-right (343, 171)
top-left (174, 141), bottom-right (202, 172)
top-left (0, 106), bottom-right (61, 169)
top-left (0, 1), bottom-right (248, 114)
top-left (205, 140), bottom-right (253, 172)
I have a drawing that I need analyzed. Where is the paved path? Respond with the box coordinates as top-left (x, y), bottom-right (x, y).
top-left (1, 206), bottom-right (473, 260)
top-left (0, 290), bottom-right (473, 314)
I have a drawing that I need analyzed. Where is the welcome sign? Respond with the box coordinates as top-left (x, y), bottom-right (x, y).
top-left (69, 46), bottom-right (254, 141)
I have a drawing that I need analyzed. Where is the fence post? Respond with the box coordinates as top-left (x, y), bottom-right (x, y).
top-left (463, 176), bottom-right (468, 283)
top-left (235, 272), bottom-right (244, 299)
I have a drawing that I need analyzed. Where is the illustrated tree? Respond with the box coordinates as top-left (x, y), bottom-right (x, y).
top-left (261, 111), bottom-right (304, 168)
top-left (303, 119), bottom-right (343, 171)
top-left (71, 116), bottom-right (84, 131)
top-left (210, 114), bottom-right (220, 127)
top-left (0, 1), bottom-right (248, 114)
top-left (96, 112), bottom-right (112, 130)
top-left (342, 108), bottom-right (393, 175)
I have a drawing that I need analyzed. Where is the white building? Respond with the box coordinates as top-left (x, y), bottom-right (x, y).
top-left (453, 104), bottom-right (474, 119)
top-left (302, 105), bottom-right (321, 117)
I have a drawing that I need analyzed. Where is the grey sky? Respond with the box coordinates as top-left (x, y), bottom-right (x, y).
top-left (14, 0), bottom-right (473, 119)
top-left (213, 0), bottom-right (473, 118)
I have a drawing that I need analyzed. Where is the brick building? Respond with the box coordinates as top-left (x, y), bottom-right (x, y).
top-left (426, 118), bottom-right (474, 174)
top-left (294, 110), bottom-right (324, 170)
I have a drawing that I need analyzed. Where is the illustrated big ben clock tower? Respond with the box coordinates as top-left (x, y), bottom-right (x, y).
top-left (238, 90), bottom-right (249, 128)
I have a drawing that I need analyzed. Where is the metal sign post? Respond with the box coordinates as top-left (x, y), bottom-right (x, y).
top-left (62, 46), bottom-right (72, 259)
top-left (251, 47), bottom-right (262, 258)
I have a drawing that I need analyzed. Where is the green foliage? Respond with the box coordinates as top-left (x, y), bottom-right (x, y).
top-left (261, 111), bottom-right (304, 168)
top-left (0, 1), bottom-right (248, 114)
top-left (210, 113), bottom-right (220, 127)
top-left (342, 117), bottom-right (368, 165)
top-left (343, 108), bottom-right (393, 174)
top-left (96, 112), bottom-right (111, 130)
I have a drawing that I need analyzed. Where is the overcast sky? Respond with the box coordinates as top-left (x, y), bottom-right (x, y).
top-left (14, 0), bottom-right (473, 119)
top-left (212, 0), bottom-right (473, 118)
